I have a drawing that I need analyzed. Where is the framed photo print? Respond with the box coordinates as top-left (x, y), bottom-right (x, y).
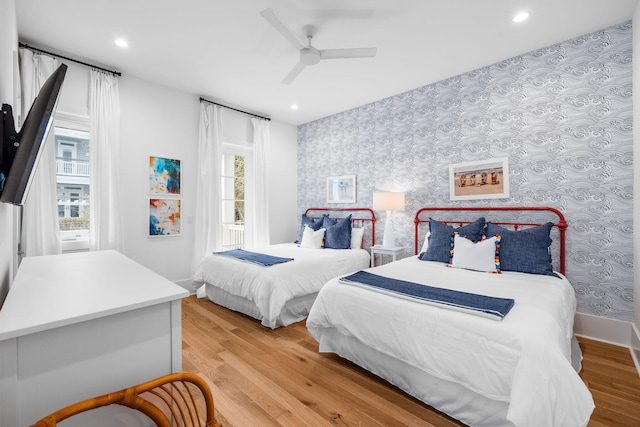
top-left (149, 198), bottom-right (181, 236)
top-left (327, 175), bottom-right (356, 204)
top-left (449, 158), bottom-right (510, 200)
top-left (149, 156), bottom-right (181, 195)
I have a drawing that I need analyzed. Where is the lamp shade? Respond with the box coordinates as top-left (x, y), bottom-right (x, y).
top-left (373, 192), bottom-right (405, 211)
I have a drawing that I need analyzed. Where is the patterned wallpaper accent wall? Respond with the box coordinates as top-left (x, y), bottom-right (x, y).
top-left (297, 22), bottom-right (633, 322)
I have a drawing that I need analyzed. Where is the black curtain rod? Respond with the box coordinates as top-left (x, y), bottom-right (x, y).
top-left (199, 97), bottom-right (270, 121)
top-left (19, 42), bottom-right (122, 77)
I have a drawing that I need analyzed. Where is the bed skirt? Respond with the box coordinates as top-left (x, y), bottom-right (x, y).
top-left (200, 283), bottom-right (318, 328)
top-left (311, 325), bottom-right (516, 427)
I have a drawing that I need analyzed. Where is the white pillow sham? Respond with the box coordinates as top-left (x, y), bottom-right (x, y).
top-left (420, 231), bottom-right (431, 254)
top-left (300, 225), bottom-right (326, 249)
top-left (449, 234), bottom-right (500, 273)
top-left (351, 227), bottom-right (365, 249)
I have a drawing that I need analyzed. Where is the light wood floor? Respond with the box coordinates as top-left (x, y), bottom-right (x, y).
top-left (182, 295), bottom-right (640, 426)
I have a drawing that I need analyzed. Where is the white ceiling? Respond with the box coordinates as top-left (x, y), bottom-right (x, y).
top-left (16, 0), bottom-right (638, 126)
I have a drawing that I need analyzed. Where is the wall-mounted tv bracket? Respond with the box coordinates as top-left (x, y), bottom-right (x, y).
top-left (1, 104), bottom-right (19, 193)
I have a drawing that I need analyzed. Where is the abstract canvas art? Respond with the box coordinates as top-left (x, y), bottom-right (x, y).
top-left (149, 198), bottom-right (181, 236)
top-left (149, 156), bottom-right (181, 194)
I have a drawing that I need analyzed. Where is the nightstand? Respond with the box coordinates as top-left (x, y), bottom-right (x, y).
top-left (370, 245), bottom-right (403, 267)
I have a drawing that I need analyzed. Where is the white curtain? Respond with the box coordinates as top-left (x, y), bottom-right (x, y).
top-left (89, 69), bottom-right (123, 252)
top-left (251, 117), bottom-right (270, 247)
top-left (18, 49), bottom-right (61, 257)
top-left (193, 103), bottom-right (223, 273)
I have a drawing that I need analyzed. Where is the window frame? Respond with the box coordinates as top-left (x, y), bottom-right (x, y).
top-left (54, 112), bottom-right (91, 252)
top-left (221, 142), bottom-right (253, 250)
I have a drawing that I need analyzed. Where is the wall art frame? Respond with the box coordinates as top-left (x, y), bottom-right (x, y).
top-left (327, 174), bottom-right (356, 204)
top-left (149, 198), bottom-right (181, 236)
top-left (449, 158), bottom-right (510, 200)
top-left (149, 155), bottom-right (181, 195)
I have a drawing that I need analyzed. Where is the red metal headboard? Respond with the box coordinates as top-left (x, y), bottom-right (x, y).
top-left (413, 206), bottom-right (568, 275)
top-left (305, 207), bottom-right (377, 248)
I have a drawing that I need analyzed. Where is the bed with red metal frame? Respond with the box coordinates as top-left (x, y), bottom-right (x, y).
top-left (307, 206), bottom-right (593, 427)
top-left (193, 207), bottom-right (376, 329)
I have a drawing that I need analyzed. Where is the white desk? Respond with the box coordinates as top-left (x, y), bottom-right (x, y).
top-left (0, 250), bottom-right (189, 426)
top-left (370, 245), bottom-right (404, 267)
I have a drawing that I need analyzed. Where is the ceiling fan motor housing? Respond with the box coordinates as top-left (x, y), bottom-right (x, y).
top-left (300, 46), bottom-right (321, 65)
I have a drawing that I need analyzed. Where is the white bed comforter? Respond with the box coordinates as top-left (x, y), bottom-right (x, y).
top-left (193, 243), bottom-right (370, 328)
top-left (306, 256), bottom-right (594, 427)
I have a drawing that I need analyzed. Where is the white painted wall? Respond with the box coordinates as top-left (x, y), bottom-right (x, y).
top-left (0, 0), bottom-right (18, 307)
top-left (118, 76), bottom-right (199, 282)
top-left (269, 119), bottom-right (298, 244)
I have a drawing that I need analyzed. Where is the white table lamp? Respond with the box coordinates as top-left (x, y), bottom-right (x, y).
top-left (373, 191), bottom-right (405, 248)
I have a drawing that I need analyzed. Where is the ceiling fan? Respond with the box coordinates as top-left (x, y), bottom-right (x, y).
top-left (260, 8), bottom-right (378, 84)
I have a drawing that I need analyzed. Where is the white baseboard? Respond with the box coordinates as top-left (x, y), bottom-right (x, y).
top-left (574, 312), bottom-right (640, 374)
top-left (631, 323), bottom-right (640, 375)
top-left (574, 312), bottom-right (632, 346)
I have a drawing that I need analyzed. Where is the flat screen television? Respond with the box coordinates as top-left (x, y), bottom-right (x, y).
top-left (0, 63), bottom-right (67, 206)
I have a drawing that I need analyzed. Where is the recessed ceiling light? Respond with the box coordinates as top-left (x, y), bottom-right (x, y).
top-left (513, 12), bottom-right (529, 23)
top-left (290, 104), bottom-right (298, 110)
top-left (115, 39), bottom-right (129, 48)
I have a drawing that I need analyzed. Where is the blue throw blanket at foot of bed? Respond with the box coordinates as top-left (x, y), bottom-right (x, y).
top-left (214, 249), bottom-right (294, 266)
top-left (340, 270), bottom-right (514, 320)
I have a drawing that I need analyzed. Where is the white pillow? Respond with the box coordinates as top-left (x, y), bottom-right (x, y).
top-left (420, 232), bottom-right (431, 254)
top-left (449, 234), bottom-right (500, 273)
top-left (351, 227), bottom-right (365, 249)
top-left (300, 225), bottom-right (326, 249)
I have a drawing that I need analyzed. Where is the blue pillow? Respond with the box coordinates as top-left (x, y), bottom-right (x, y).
top-left (296, 214), bottom-right (326, 244)
top-left (323, 214), bottom-right (352, 249)
top-left (485, 222), bottom-right (557, 277)
top-left (420, 217), bottom-right (485, 263)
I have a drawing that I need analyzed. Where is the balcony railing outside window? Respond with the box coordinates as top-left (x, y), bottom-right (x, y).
top-left (56, 158), bottom-right (90, 176)
top-left (222, 223), bottom-right (245, 250)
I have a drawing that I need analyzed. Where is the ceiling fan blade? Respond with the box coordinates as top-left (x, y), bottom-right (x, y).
top-left (260, 8), bottom-right (306, 51)
top-left (281, 62), bottom-right (306, 85)
top-left (320, 47), bottom-right (378, 60)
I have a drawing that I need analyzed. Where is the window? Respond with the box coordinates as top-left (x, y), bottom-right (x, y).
top-left (54, 113), bottom-right (90, 251)
top-left (221, 143), bottom-right (253, 250)
top-left (221, 153), bottom-right (245, 250)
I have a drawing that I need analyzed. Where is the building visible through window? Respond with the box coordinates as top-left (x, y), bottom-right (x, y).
top-left (221, 153), bottom-right (245, 250)
top-left (54, 114), bottom-right (90, 251)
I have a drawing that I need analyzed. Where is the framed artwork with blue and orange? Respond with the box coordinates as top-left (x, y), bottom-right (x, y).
top-left (149, 198), bottom-right (181, 236)
top-left (149, 156), bottom-right (181, 195)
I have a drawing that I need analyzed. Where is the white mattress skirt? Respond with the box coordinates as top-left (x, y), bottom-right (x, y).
top-left (203, 283), bottom-right (317, 328)
top-left (311, 326), bottom-right (514, 427)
